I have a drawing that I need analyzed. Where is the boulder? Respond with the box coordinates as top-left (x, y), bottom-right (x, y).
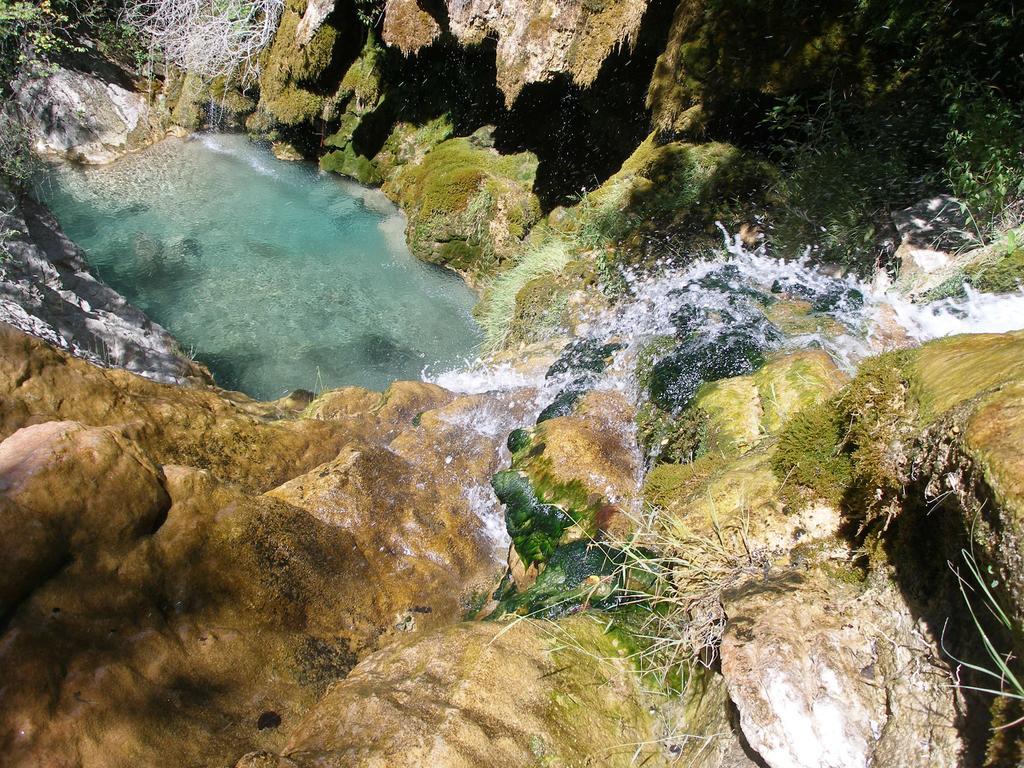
top-left (15, 66), bottom-right (161, 164)
top-left (721, 568), bottom-right (961, 768)
top-left (241, 616), bottom-right (668, 767)
top-left (0, 421), bottom-right (168, 618)
top-left (0, 326), bottom-right (537, 767)
top-left (0, 182), bottom-right (208, 385)
top-left (392, 135), bottom-right (542, 280)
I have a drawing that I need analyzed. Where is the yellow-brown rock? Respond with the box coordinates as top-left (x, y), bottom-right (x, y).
top-left (245, 616), bottom-right (669, 767)
top-left (0, 323), bottom-right (354, 491)
top-left (382, 0), bottom-right (442, 55)
top-left (0, 323), bottom-right (530, 767)
top-left (0, 420), bottom-right (168, 617)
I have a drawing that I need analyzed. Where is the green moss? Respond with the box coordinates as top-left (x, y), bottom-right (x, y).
top-left (337, 35), bottom-right (384, 112)
top-left (965, 240), bottom-right (1024, 294)
top-left (255, 0), bottom-right (340, 127)
top-left (636, 402), bottom-right (709, 465)
top-left (821, 560), bottom-right (867, 586)
top-left (491, 469), bottom-right (574, 566)
top-left (394, 136), bottom-right (539, 274)
top-left (376, 117), bottom-right (455, 190)
top-left (435, 240), bottom-right (482, 271)
top-left (493, 402), bottom-right (627, 565)
top-left (770, 402), bottom-right (852, 510)
top-left (643, 456), bottom-right (721, 509)
top-left (318, 146), bottom-right (381, 185)
top-left (770, 349), bottom-right (915, 521)
top-left (840, 351), bottom-right (916, 511)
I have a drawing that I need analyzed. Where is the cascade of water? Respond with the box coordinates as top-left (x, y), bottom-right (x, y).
top-left (430, 228), bottom-right (1024, 415)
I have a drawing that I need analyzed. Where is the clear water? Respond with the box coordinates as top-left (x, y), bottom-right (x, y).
top-left (38, 134), bottom-right (482, 400)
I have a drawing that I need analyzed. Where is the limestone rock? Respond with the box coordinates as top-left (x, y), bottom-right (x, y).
top-left (295, 0), bottom-right (336, 46)
top-left (721, 568), bottom-right (961, 768)
top-left (15, 66), bottom-right (161, 164)
top-left (252, 616), bottom-right (668, 767)
top-left (445, 0), bottom-right (647, 104)
top-left (0, 327), bottom-right (535, 767)
top-left (0, 183), bottom-right (207, 385)
top-left (0, 421), bottom-right (168, 617)
top-left (0, 323), bottom-right (350, 490)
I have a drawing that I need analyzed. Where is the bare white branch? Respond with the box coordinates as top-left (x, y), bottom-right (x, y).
top-left (123, 0), bottom-right (285, 81)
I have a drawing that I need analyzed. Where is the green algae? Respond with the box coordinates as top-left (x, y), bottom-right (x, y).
top-left (491, 469), bottom-right (576, 567)
top-left (489, 540), bottom-right (623, 619)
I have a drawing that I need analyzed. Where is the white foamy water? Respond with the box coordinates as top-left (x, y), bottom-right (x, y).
top-left (873, 285), bottom-right (1024, 342)
top-left (430, 229), bottom-right (1024, 410)
top-left (429, 229), bottom-right (1024, 554)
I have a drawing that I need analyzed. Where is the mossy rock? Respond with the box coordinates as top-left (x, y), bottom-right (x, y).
top-left (336, 34), bottom-right (384, 114)
top-left (771, 401), bottom-right (852, 510)
top-left (536, 339), bottom-right (622, 422)
top-left (506, 260), bottom-right (599, 346)
top-left (319, 145), bottom-right (380, 185)
top-left (256, 0), bottom-right (341, 127)
top-left (636, 400), bottom-right (710, 465)
top-left (912, 331), bottom-right (1024, 421)
top-left (648, 3), bottom-right (872, 132)
top-left (167, 71), bottom-right (255, 130)
top-left (900, 228), bottom-right (1024, 301)
top-left (375, 116), bottom-right (454, 192)
top-left (568, 132), bottom-right (775, 262)
top-left (494, 389), bottom-right (637, 567)
top-left (763, 298), bottom-right (847, 339)
top-left (638, 349), bottom-right (844, 464)
top-left (771, 331), bottom-right (1024, 523)
top-left (255, 615), bottom-right (664, 767)
top-left (393, 136), bottom-right (541, 277)
top-left (965, 235), bottom-right (1024, 294)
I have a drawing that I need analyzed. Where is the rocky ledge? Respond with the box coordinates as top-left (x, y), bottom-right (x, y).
top-left (0, 180), bottom-right (207, 385)
top-left (3, 318), bottom-right (1024, 766)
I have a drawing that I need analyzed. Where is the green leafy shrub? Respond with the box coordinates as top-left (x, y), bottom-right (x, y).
top-left (945, 86), bottom-right (1024, 232)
